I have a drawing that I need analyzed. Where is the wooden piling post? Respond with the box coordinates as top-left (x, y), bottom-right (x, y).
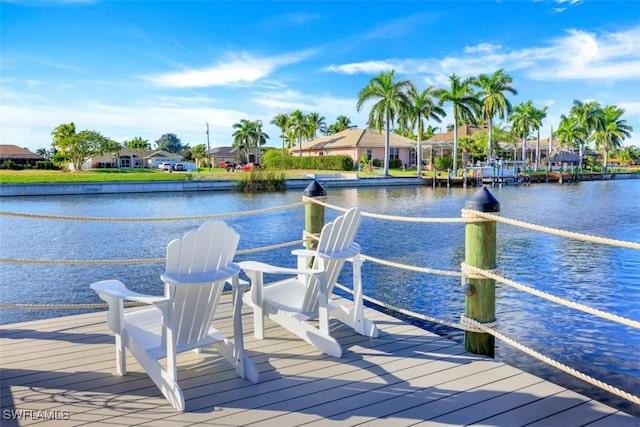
top-left (463, 187), bottom-right (500, 357)
top-left (303, 180), bottom-right (327, 251)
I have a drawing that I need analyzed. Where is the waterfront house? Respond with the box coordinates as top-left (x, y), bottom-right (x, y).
top-left (289, 128), bottom-right (415, 168)
top-left (0, 145), bottom-right (45, 166)
top-left (207, 146), bottom-right (243, 166)
top-left (86, 149), bottom-right (181, 169)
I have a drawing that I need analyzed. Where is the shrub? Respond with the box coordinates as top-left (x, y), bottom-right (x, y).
top-left (1, 160), bottom-right (24, 170)
top-left (371, 158), bottom-right (382, 167)
top-left (35, 161), bottom-right (58, 170)
top-left (237, 170), bottom-right (287, 192)
top-left (262, 151), bottom-right (354, 171)
top-left (389, 159), bottom-right (403, 169)
top-left (434, 156), bottom-right (453, 170)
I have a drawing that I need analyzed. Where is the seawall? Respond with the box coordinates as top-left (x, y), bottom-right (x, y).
top-left (0, 176), bottom-right (425, 197)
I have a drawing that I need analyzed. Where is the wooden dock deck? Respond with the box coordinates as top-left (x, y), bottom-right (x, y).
top-left (1, 295), bottom-right (638, 426)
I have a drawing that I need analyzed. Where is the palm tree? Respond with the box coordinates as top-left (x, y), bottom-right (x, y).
top-left (555, 114), bottom-right (587, 151)
top-left (232, 119), bottom-right (254, 162)
top-left (458, 135), bottom-right (477, 168)
top-left (271, 113), bottom-right (290, 153)
top-left (474, 69), bottom-right (517, 163)
top-left (531, 106), bottom-right (548, 169)
top-left (36, 148), bottom-right (50, 159)
top-left (591, 105), bottom-right (633, 171)
top-left (327, 115), bottom-right (355, 134)
top-left (509, 101), bottom-right (538, 165)
top-left (569, 100), bottom-right (601, 168)
top-left (253, 120), bottom-right (269, 163)
top-left (404, 85), bottom-right (446, 176)
top-left (436, 74), bottom-right (480, 174)
top-left (357, 70), bottom-right (413, 176)
top-left (287, 110), bottom-right (308, 156)
top-left (306, 112), bottom-right (327, 139)
top-left (125, 137), bottom-right (150, 168)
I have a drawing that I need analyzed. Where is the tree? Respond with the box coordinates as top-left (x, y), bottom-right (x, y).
top-left (125, 137), bottom-right (151, 168)
top-left (327, 115), bottom-right (355, 134)
top-left (531, 105), bottom-right (548, 169)
top-left (591, 105), bottom-right (633, 171)
top-left (569, 100), bottom-right (601, 168)
top-left (357, 70), bottom-right (413, 176)
top-left (36, 148), bottom-right (50, 159)
top-left (155, 133), bottom-right (183, 153)
top-left (436, 74), bottom-right (480, 173)
top-left (191, 143), bottom-right (207, 168)
top-left (126, 137), bottom-right (150, 150)
top-left (555, 115), bottom-right (587, 152)
top-left (271, 113), bottom-right (290, 153)
top-left (509, 101), bottom-right (538, 165)
top-left (287, 110), bottom-right (309, 156)
top-left (51, 123), bottom-right (109, 171)
top-left (231, 119), bottom-right (254, 162)
top-left (101, 139), bottom-right (122, 168)
top-left (404, 85), bottom-right (446, 176)
top-left (473, 69), bottom-right (517, 162)
top-left (458, 135), bottom-right (479, 167)
top-left (306, 112), bottom-right (327, 139)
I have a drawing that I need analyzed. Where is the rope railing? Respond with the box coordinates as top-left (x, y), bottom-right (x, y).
top-left (0, 240), bottom-right (303, 266)
top-left (2, 199), bottom-right (639, 405)
top-left (464, 209), bottom-right (640, 250)
top-left (0, 202), bottom-right (305, 222)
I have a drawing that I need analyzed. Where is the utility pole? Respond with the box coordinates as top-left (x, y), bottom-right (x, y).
top-left (206, 122), bottom-right (211, 172)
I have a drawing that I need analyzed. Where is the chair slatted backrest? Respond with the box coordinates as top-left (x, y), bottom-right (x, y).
top-left (301, 208), bottom-right (361, 313)
top-left (164, 221), bottom-right (240, 347)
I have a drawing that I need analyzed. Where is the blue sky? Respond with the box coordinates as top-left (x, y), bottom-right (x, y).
top-left (1, 0), bottom-right (639, 153)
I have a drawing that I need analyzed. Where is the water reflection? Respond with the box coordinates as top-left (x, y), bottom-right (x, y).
top-left (1, 180), bottom-right (639, 414)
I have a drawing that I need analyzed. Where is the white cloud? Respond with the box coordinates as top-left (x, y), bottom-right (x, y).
top-left (0, 96), bottom-right (248, 150)
top-left (147, 50), bottom-right (315, 88)
top-left (464, 43), bottom-right (502, 54)
top-left (528, 27), bottom-right (640, 80)
top-left (323, 25), bottom-right (640, 83)
top-left (322, 60), bottom-right (401, 75)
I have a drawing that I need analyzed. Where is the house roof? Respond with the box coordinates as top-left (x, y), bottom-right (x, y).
top-left (209, 146), bottom-right (241, 157)
top-left (0, 145), bottom-right (44, 160)
top-left (292, 128), bottom-right (415, 153)
top-left (113, 149), bottom-right (179, 158)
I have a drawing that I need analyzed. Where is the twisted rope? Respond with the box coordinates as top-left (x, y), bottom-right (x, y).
top-left (461, 263), bottom-right (640, 330)
top-left (464, 209), bottom-right (640, 250)
top-left (336, 282), bottom-right (639, 405)
top-left (362, 254), bottom-right (462, 278)
top-left (462, 316), bottom-right (640, 405)
top-left (304, 197), bottom-right (470, 223)
top-left (0, 202), bottom-right (305, 222)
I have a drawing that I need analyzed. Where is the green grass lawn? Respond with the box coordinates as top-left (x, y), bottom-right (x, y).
top-left (0, 167), bottom-right (424, 184)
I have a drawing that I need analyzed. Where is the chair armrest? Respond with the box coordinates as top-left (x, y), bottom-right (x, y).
top-left (161, 263), bottom-right (242, 287)
top-left (237, 260), bottom-right (324, 277)
top-left (91, 279), bottom-right (168, 305)
top-left (291, 249), bottom-right (317, 258)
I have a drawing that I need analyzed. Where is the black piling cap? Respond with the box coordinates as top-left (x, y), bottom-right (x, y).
top-left (465, 186), bottom-right (500, 213)
top-left (303, 180), bottom-right (327, 197)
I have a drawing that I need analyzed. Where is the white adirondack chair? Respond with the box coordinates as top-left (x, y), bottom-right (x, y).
top-left (239, 207), bottom-right (379, 358)
top-left (90, 221), bottom-right (259, 412)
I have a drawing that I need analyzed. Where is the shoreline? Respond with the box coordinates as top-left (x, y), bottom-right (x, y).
top-left (1, 172), bottom-right (637, 197)
top-left (0, 176), bottom-right (425, 197)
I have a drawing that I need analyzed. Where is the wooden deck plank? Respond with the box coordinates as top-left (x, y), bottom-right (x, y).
top-left (1, 295), bottom-right (637, 426)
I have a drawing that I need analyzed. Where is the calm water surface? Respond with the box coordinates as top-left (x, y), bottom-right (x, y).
top-left (1, 179), bottom-right (638, 415)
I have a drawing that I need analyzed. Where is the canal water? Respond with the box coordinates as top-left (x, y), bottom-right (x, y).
top-left (1, 179), bottom-right (638, 415)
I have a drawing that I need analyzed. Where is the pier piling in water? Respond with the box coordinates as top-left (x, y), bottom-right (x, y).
top-left (303, 180), bottom-right (327, 251)
top-left (463, 187), bottom-right (500, 357)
